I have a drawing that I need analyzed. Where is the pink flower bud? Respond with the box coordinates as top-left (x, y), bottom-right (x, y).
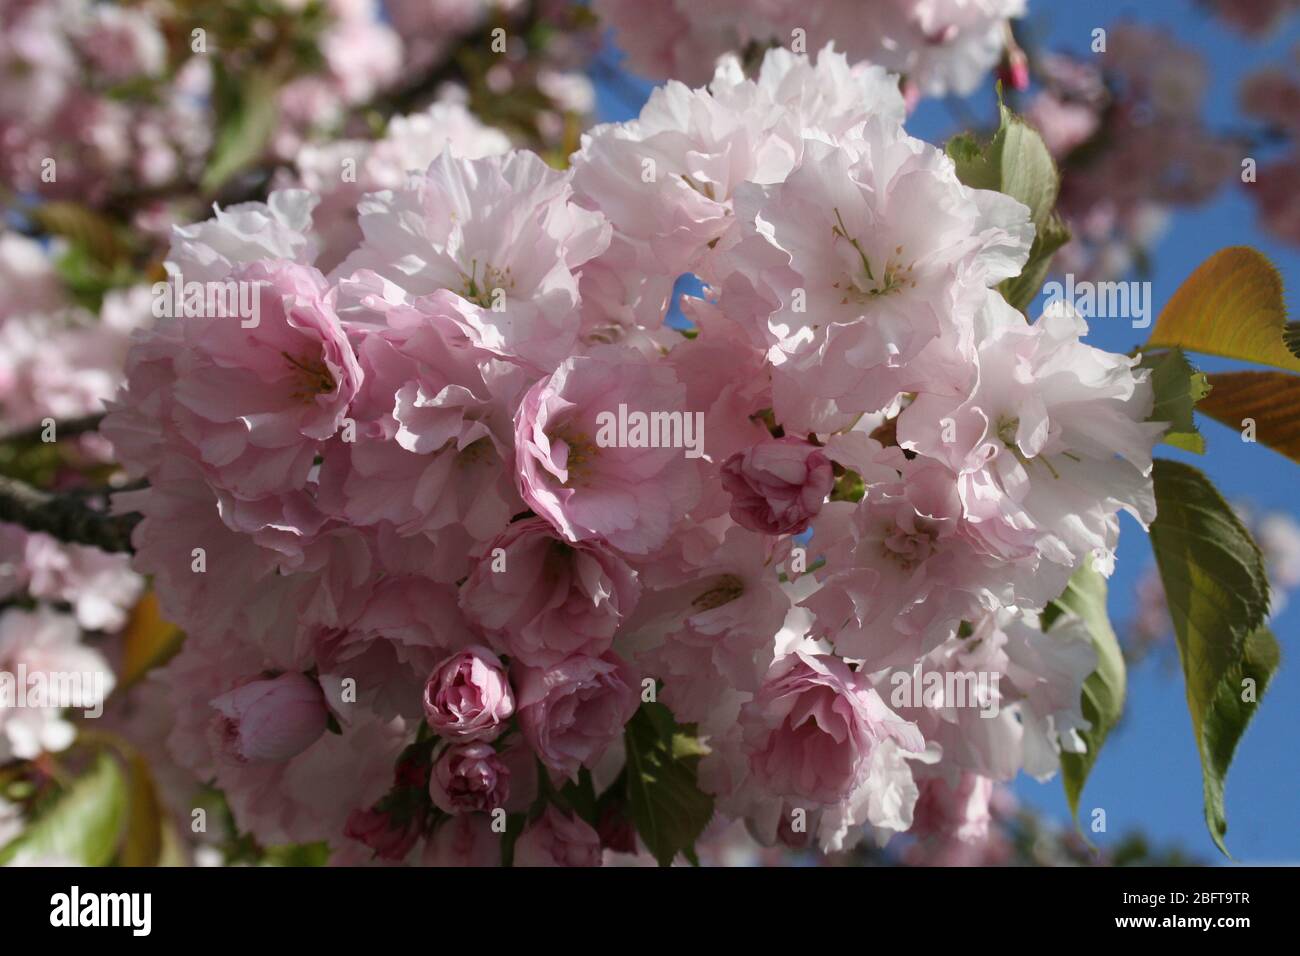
top-left (429, 743), bottom-right (511, 814)
top-left (721, 437), bottom-right (834, 535)
top-left (998, 48), bottom-right (1030, 91)
top-left (209, 672), bottom-right (329, 764)
top-left (422, 646), bottom-right (515, 742)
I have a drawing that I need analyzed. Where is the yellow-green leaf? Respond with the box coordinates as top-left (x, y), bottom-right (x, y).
top-left (1146, 247), bottom-right (1296, 373)
top-left (119, 590), bottom-right (184, 690)
top-left (1197, 370), bottom-right (1300, 464)
top-left (119, 752), bottom-right (164, 867)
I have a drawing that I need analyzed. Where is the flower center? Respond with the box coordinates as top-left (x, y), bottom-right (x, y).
top-left (830, 207), bottom-right (915, 304)
top-left (552, 428), bottom-right (599, 486)
top-left (879, 523), bottom-right (938, 573)
top-left (282, 351), bottom-right (335, 402)
top-left (680, 173), bottom-right (717, 201)
top-left (996, 415), bottom-right (1020, 448)
top-left (692, 574), bottom-right (745, 611)
top-left (457, 435), bottom-right (493, 467)
top-left (996, 414), bottom-right (1066, 479)
top-left (458, 258), bottom-right (515, 308)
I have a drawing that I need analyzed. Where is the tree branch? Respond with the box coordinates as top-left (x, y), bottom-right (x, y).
top-left (0, 413), bottom-right (106, 446)
top-left (0, 475), bottom-right (140, 554)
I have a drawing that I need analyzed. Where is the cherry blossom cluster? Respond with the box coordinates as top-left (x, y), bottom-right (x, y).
top-left (0, 235), bottom-right (147, 772)
top-left (0, 0), bottom-right (209, 202)
top-left (0, 517), bottom-right (141, 764)
top-left (1024, 25), bottom-right (1240, 280)
top-left (100, 43), bottom-right (1166, 864)
top-left (0, 0), bottom-right (588, 217)
top-left (592, 0), bottom-right (1026, 98)
top-left (1238, 54), bottom-right (1300, 247)
top-left (0, 234), bottom-right (152, 441)
top-left (1202, 0), bottom-right (1299, 37)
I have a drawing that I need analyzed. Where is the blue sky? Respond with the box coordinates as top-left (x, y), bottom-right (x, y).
top-left (590, 1), bottom-right (1300, 862)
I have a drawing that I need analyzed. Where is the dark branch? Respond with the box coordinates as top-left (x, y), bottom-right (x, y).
top-left (0, 413), bottom-right (106, 446)
top-left (0, 475), bottom-right (140, 554)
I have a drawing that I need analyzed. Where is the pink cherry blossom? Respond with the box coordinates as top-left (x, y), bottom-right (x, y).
top-left (513, 805), bottom-right (602, 867)
top-left (0, 606), bottom-right (114, 761)
top-left (312, 576), bottom-right (474, 720)
top-left (422, 813), bottom-right (500, 866)
top-left (740, 649), bottom-right (923, 806)
top-left (721, 437), bottom-right (833, 535)
top-left (209, 673), bottom-right (331, 764)
top-left (422, 646), bottom-right (516, 742)
top-left (514, 651), bottom-right (639, 781)
top-left (459, 517), bottom-right (641, 667)
top-left (337, 150), bottom-right (610, 372)
top-left (514, 346), bottom-right (701, 555)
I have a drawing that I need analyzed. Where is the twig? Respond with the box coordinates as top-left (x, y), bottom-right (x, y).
top-left (0, 475), bottom-right (140, 554)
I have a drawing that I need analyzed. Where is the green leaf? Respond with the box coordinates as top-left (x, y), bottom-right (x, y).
top-left (53, 241), bottom-right (139, 311)
top-left (1000, 212), bottom-right (1071, 312)
top-left (1148, 460), bottom-right (1273, 856)
top-left (262, 841), bottom-right (330, 866)
top-left (948, 101), bottom-right (1065, 313)
top-left (201, 65), bottom-right (281, 196)
top-left (1146, 247), bottom-right (1296, 374)
top-left (559, 767), bottom-right (599, 826)
top-left (1199, 626), bottom-right (1280, 847)
top-left (1140, 348), bottom-right (1211, 454)
top-left (949, 103), bottom-right (1060, 229)
top-left (1197, 370), bottom-right (1300, 464)
top-left (0, 753), bottom-right (126, 866)
top-left (32, 202), bottom-right (130, 268)
top-left (944, 132), bottom-right (983, 167)
top-left (671, 733), bottom-right (711, 760)
top-left (1043, 560), bottom-right (1125, 828)
top-left (623, 702), bottom-right (714, 867)
top-left (830, 467), bottom-right (865, 503)
top-left (500, 812), bottom-right (527, 867)
top-left (992, 107), bottom-right (1060, 237)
